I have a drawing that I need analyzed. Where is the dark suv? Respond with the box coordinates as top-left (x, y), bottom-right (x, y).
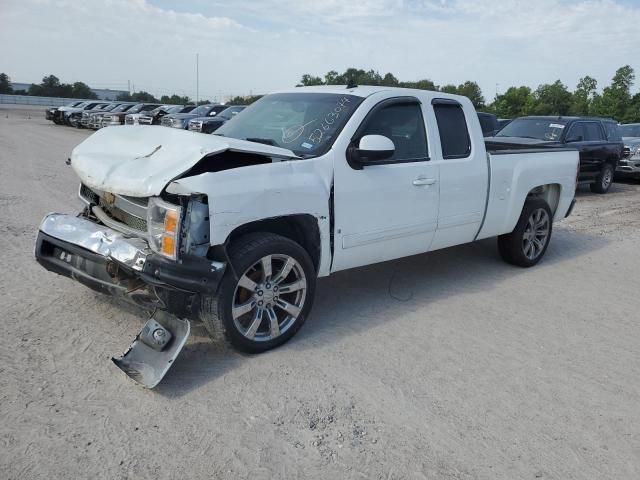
top-left (489, 116), bottom-right (624, 193)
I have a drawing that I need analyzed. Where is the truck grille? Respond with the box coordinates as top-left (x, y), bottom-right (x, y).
top-left (139, 116), bottom-right (153, 124)
top-left (99, 199), bottom-right (148, 232)
top-left (161, 117), bottom-right (172, 127)
top-left (188, 121), bottom-right (203, 132)
top-left (125, 116), bottom-right (134, 125)
top-left (80, 184), bottom-right (148, 233)
top-left (80, 183), bottom-right (99, 204)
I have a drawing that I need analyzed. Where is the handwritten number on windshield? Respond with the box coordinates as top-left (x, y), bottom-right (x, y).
top-left (307, 96), bottom-right (352, 145)
top-left (282, 119), bottom-right (317, 144)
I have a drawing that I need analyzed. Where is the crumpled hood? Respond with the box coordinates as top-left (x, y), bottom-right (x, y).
top-left (71, 125), bottom-right (299, 197)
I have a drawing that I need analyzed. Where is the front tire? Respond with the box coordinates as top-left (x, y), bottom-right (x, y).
top-left (498, 198), bottom-right (553, 267)
top-left (590, 163), bottom-right (614, 194)
top-left (200, 233), bottom-right (316, 353)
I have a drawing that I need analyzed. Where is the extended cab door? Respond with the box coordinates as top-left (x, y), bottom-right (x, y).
top-left (429, 99), bottom-right (489, 251)
top-left (331, 97), bottom-right (439, 272)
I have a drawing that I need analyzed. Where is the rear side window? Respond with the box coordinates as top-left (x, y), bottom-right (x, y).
top-left (584, 122), bottom-right (605, 141)
top-left (433, 103), bottom-right (471, 159)
top-left (603, 122), bottom-right (622, 141)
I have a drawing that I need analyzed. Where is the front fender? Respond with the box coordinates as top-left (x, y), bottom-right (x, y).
top-left (167, 155), bottom-right (334, 276)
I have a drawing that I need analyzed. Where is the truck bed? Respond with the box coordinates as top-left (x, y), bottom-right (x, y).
top-left (476, 147), bottom-right (579, 241)
top-left (485, 138), bottom-right (575, 154)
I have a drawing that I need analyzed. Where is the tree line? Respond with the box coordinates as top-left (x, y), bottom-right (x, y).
top-left (298, 66), bottom-right (640, 123)
top-left (2, 67), bottom-right (639, 122)
top-left (0, 72), bottom-right (261, 106)
top-left (0, 73), bottom-right (98, 99)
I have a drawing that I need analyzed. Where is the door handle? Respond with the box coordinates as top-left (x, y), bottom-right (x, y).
top-left (413, 177), bottom-right (437, 186)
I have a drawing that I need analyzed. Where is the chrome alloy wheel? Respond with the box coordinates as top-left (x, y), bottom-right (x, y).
top-left (232, 254), bottom-right (307, 342)
top-left (522, 208), bottom-right (550, 260)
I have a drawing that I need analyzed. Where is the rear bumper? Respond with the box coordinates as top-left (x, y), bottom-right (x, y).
top-left (35, 214), bottom-right (226, 314)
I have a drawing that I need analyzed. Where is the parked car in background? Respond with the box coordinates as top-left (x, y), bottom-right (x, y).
top-left (79, 103), bottom-right (121, 128)
top-left (35, 86), bottom-right (579, 387)
top-left (489, 116), bottom-right (624, 193)
top-left (65, 102), bottom-right (109, 127)
top-left (130, 105), bottom-right (196, 125)
top-left (54, 101), bottom-right (106, 125)
top-left (188, 106), bottom-right (246, 133)
top-left (477, 112), bottom-right (500, 137)
top-left (70, 103), bottom-right (113, 127)
top-left (46, 101), bottom-right (84, 122)
top-left (88, 102), bottom-right (136, 129)
top-left (161, 104), bottom-right (228, 129)
top-left (102, 103), bottom-right (160, 127)
top-left (616, 123), bottom-right (640, 181)
top-left (497, 118), bottom-right (512, 131)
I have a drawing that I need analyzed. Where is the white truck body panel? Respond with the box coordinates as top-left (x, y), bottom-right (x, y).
top-left (477, 149), bottom-right (578, 240)
top-left (70, 126), bottom-right (299, 197)
top-left (167, 156), bottom-right (335, 277)
top-left (68, 86), bottom-right (579, 278)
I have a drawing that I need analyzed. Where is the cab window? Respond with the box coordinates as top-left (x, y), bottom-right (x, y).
top-left (359, 102), bottom-right (428, 162)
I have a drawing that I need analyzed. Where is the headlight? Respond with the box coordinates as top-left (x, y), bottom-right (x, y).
top-left (147, 197), bottom-right (182, 260)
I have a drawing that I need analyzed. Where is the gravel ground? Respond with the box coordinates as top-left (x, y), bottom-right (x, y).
top-left (1, 106), bottom-right (639, 480)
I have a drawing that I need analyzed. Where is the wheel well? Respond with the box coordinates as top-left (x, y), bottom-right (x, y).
top-left (222, 215), bottom-right (321, 272)
top-left (526, 183), bottom-right (561, 216)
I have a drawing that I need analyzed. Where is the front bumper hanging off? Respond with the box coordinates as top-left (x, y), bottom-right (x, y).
top-left (34, 213), bottom-right (226, 387)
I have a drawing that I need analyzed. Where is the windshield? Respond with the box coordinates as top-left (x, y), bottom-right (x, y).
top-left (190, 105), bottom-right (213, 116)
top-left (112, 103), bottom-right (131, 112)
top-left (180, 105), bottom-right (196, 113)
top-left (215, 93), bottom-right (363, 157)
top-left (496, 118), bottom-right (566, 141)
top-left (620, 124), bottom-right (640, 138)
top-left (217, 107), bottom-right (244, 120)
top-left (127, 104), bottom-right (145, 113)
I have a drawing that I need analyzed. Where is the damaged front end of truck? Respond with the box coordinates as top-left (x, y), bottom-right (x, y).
top-left (34, 125), bottom-right (302, 387)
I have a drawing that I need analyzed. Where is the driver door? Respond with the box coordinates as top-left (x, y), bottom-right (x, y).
top-left (331, 97), bottom-right (440, 272)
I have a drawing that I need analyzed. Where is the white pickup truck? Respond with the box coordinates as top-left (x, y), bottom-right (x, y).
top-left (35, 86), bottom-right (578, 385)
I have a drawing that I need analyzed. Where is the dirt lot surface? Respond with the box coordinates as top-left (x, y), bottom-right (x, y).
top-left (1, 105), bottom-right (639, 479)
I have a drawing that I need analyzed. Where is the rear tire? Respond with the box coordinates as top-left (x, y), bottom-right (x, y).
top-left (498, 198), bottom-right (553, 268)
top-left (590, 163), bottom-right (614, 194)
top-left (199, 233), bottom-right (316, 353)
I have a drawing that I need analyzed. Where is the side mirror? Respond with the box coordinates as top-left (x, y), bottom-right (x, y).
top-left (348, 135), bottom-right (395, 168)
top-left (566, 135), bottom-right (583, 143)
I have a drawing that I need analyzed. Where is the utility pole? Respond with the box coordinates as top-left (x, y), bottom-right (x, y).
top-left (127, 80), bottom-right (130, 95)
top-left (196, 53), bottom-right (199, 105)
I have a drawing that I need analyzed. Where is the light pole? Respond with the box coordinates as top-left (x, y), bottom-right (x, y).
top-left (196, 53), bottom-right (199, 105)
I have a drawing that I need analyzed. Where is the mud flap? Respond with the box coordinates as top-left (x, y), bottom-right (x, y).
top-left (112, 312), bottom-right (190, 388)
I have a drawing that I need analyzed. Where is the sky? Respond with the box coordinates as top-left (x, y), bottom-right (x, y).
top-left (1, 0), bottom-right (640, 102)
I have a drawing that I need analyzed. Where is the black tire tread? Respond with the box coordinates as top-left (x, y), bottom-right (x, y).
top-left (199, 232), bottom-right (316, 353)
top-left (590, 163), bottom-right (614, 194)
top-left (498, 198), bottom-right (553, 268)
